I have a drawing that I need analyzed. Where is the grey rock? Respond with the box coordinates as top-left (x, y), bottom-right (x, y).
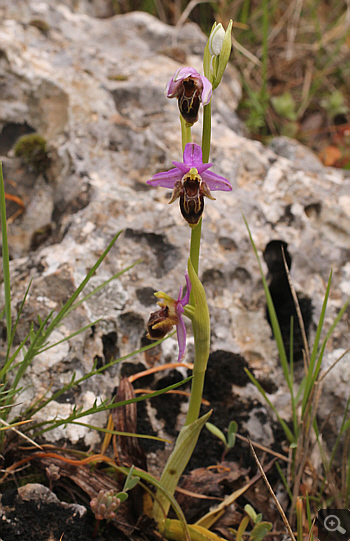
top-left (268, 135), bottom-right (325, 174)
top-left (0, 1), bottom-right (349, 462)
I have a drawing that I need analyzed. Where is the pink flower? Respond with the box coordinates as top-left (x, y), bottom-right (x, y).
top-left (147, 274), bottom-right (192, 362)
top-left (166, 67), bottom-right (212, 125)
top-left (147, 143), bottom-right (232, 226)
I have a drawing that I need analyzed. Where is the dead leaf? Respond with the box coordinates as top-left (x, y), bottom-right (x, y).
top-left (319, 145), bottom-right (342, 166)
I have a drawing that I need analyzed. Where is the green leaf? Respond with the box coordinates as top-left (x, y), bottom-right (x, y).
top-left (206, 422), bottom-right (227, 446)
top-left (271, 93), bottom-right (297, 121)
top-left (245, 367), bottom-right (295, 443)
top-left (244, 503), bottom-right (257, 522)
top-left (236, 516), bottom-right (250, 541)
top-left (163, 519), bottom-right (226, 541)
top-left (250, 521), bottom-right (273, 541)
top-left (152, 410), bottom-right (212, 524)
top-left (227, 420), bottom-right (238, 449)
top-left (123, 465), bottom-right (140, 492)
top-left (116, 491), bottom-right (128, 503)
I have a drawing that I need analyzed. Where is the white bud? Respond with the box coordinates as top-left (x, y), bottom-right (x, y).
top-left (208, 23), bottom-right (225, 57)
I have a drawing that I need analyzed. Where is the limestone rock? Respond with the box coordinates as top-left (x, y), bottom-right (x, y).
top-left (0, 1), bottom-right (349, 459)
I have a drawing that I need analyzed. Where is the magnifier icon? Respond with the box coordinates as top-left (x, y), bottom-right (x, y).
top-left (324, 515), bottom-right (347, 535)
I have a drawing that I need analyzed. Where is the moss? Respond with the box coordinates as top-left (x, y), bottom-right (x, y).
top-left (14, 133), bottom-right (50, 173)
top-left (29, 19), bottom-right (50, 34)
top-left (107, 74), bottom-right (129, 81)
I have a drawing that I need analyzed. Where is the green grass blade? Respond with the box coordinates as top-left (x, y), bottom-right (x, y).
top-left (68, 421), bottom-right (170, 443)
top-left (36, 320), bottom-right (100, 355)
top-left (4, 310), bottom-right (54, 390)
top-left (307, 273), bottom-right (332, 367)
top-left (65, 259), bottom-right (141, 316)
top-left (3, 279), bottom-right (32, 370)
top-left (8, 279), bottom-right (32, 347)
top-left (308, 299), bottom-right (349, 395)
top-left (245, 368), bottom-right (295, 443)
top-left (41, 230), bottom-right (123, 339)
top-left (2, 331), bottom-right (32, 375)
top-left (275, 461), bottom-right (293, 501)
top-left (33, 375), bottom-right (193, 436)
top-left (302, 278), bottom-right (348, 414)
top-left (329, 395), bottom-right (350, 468)
top-left (244, 218), bottom-right (291, 387)
top-left (305, 492), bottom-right (313, 541)
top-left (302, 272), bottom-right (332, 413)
top-left (0, 162), bottom-right (11, 343)
top-left (245, 219), bottom-right (300, 437)
top-left (345, 442), bottom-right (350, 507)
top-left (25, 332), bottom-right (176, 419)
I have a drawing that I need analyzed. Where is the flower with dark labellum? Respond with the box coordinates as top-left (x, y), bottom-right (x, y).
top-left (166, 67), bottom-right (212, 125)
top-left (147, 143), bottom-right (232, 227)
top-left (147, 274), bottom-right (192, 362)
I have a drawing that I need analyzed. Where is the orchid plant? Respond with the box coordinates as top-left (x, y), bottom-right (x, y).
top-left (144, 21), bottom-right (234, 537)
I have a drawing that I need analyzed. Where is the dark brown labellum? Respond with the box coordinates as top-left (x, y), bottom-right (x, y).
top-left (177, 79), bottom-right (201, 125)
top-left (147, 306), bottom-right (173, 339)
top-left (179, 176), bottom-right (204, 225)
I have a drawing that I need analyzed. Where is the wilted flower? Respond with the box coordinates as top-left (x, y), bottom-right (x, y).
top-left (166, 67), bottom-right (212, 125)
top-left (147, 143), bottom-right (232, 226)
top-left (90, 490), bottom-right (121, 521)
top-left (147, 274), bottom-right (192, 362)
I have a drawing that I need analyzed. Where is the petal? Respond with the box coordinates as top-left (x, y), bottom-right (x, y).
top-left (147, 167), bottom-right (182, 188)
top-left (202, 170), bottom-right (232, 191)
top-left (166, 77), bottom-right (181, 98)
top-left (175, 316), bottom-right (187, 362)
top-left (173, 67), bottom-right (201, 82)
top-left (196, 162), bottom-right (213, 175)
top-left (183, 143), bottom-right (203, 168)
top-left (168, 180), bottom-right (183, 204)
top-left (200, 76), bottom-right (212, 105)
top-left (180, 273), bottom-right (192, 307)
top-left (171, 161), bottom-right (190, 174)
top-left (177, 285), bottom-right (183, 303)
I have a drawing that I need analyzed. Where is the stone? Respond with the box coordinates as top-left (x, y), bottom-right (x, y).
top-left (0, 1), bottom-right (349, 462)
top-left (0, 483), bottom-right (88, 541)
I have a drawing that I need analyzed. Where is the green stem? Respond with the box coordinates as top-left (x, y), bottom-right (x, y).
top-left (189, 219), bottom-right (202, 276)
top-left (187, 100), bottom-right (211, 302)
top-left (181, 116), bottom-right (192, 152)
top-left (152, 103), bottom-right (213, 526)
top-left (189, 219), bottom-right (202, 306)
top-left (184, 258), bottom-right (210, 426)
top-left (202, 102), bottom-right (212, 164)
top-left (184, 368), bottom-right (205, 426)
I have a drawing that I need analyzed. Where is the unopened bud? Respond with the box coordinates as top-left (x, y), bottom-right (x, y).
top-left (209, 23), bottom-right (225, 56)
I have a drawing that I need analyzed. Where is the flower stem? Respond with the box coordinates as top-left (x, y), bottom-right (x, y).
top-left (180, 116), bottom-right (192, 152)
top-left (202, 101), bottom-right (212, 164)
top-left (185, 258), bottom-right (210, 426)
top-left (189, 218), bottom-right (202, 307)
top-left (188, 99), bottom-right (211, 301)
top-left (185, 367), bottom-right (206, 425)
